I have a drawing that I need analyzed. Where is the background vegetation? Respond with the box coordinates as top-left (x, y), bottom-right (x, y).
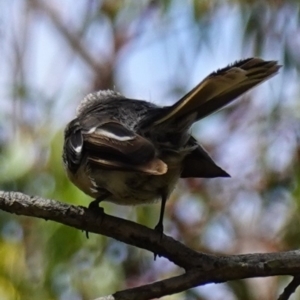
top-left (1, 0), bottom-right (300, 299)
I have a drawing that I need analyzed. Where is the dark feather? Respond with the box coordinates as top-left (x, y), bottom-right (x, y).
top-left (81, 119), bottom-right (156, 165)
top-left (181, 141), bottom-right (230, 178)
top-left (145, 58), bottom-right (281, 127)
top-left (194, 59), bottom-right (280, 120)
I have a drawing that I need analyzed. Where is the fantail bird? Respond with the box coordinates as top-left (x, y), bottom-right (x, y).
top-left (62, 58), bottom-right (280, 234)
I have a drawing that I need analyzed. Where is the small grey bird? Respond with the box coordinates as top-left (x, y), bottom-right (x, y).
top-left (63, 58), bottom-right (280, 234)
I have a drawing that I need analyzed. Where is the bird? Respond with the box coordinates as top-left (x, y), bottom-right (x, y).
top-left (62, 57), bottom-right (280, 235)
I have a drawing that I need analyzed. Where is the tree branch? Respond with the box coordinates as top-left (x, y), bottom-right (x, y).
top-left (1, 191), bottom-right (300, 300)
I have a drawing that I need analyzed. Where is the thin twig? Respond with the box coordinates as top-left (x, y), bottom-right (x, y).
top-left (278, 275), bottom-right (300, 300)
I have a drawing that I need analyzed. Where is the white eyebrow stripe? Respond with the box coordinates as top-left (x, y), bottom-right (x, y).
top-left (96, 129), bottom-right (135, 141)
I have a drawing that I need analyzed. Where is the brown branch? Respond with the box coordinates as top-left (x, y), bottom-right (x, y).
top-left (1, 191), bottom-right (300, 300)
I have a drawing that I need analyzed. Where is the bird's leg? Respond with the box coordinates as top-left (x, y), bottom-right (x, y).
top-left (85, 192), bottom-right (110, 238)
top-left (88, 197), bottom-right (105, 214)
top-left (153, 191), bottom-right (168, 260)
top-left (154, 191), bottom-right (168, 238)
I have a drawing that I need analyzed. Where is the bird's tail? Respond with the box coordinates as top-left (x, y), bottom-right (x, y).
top-left (150, 58), bottom-right (280, 127)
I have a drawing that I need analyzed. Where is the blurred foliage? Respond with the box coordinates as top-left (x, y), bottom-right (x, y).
top-left (1, 0), bottom-right (300, 299)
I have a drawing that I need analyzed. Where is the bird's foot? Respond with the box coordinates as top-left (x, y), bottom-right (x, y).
top-left (88, 199), bottom-right (104, 214)
top-left (154, 222), bottom-right (164, 240)
top-left (84, 199), bottom-right (105, 239)
top-left (153, 222), bottom-right (164, 260)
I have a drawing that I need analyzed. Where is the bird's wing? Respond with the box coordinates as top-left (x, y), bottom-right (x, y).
top-left (151, 58), bottom-right (280, 126)
top-left (80, 117), bottom-right (167, 175)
